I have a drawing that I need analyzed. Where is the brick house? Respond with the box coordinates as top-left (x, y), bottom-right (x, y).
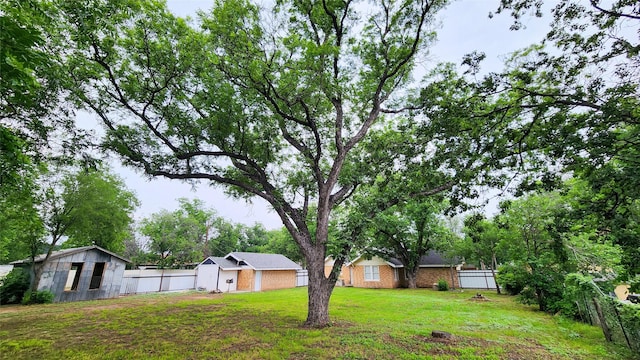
top-left (342, 251), bottom-right (462, 289)
top-left (414, 251), bottom-right (462, 289)
top-left (225, 252), bottom-right (302, 291)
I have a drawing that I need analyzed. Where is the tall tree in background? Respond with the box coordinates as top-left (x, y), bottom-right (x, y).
top-left (261, 228), bottom-right (304, 265)
top-left (140, 210), bottom-right (203, 266)
top-left (337, 176), bottom-right (454, 288)
top-left (461, 214), bottom-right (505, 294)
top-left (58, 0), bottom-right (449, 327)
top-left (62, 168), bottom-right (139, 253)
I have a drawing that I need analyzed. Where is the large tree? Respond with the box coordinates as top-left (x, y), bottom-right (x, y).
top-left (57, 0), bottom-right (449, 326)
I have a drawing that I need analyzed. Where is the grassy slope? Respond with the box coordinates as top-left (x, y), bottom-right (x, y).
top-left (0, 287), bottom-right (634, 360)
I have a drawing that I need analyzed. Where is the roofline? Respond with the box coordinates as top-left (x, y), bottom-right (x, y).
top-left (225, 252), bottom-right (301, 271)
top-left (418, 264), bottom-right (461, 268)
top-left (10, 245), bottom-right (131, 264)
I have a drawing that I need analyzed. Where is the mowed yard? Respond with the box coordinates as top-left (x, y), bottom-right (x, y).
top-left (0, 287), bottom-right (635, 360)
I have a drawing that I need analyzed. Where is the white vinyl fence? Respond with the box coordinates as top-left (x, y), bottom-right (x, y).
top-left (296, 269), bottom-right (308, 287)
top-left (120, 269), bottom-right (197, 295)
top-left (457, 270), bottom-right (498, 290)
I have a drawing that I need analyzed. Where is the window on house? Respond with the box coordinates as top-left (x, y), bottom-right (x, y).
top-left (65, 263), bottom-right (83, 291)
top-left (394, 268), bottom-right (399, 281)
top-left (89, 262), bottom-right (105, 290)
top-left (364, 265), bottom-right (380, 281)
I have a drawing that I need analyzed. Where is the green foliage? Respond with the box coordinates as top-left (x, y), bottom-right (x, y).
top-left (496, 263), bottom-right (527, 296)
top-left (566, 274), bottom-right (640, 353)
top-left (437, 279), bottom-right (449, 291)
top-left (21, 290), bottom-right (54, 305)
top-left (488, 0), bottom-right (640, 278)
top-left (61, 167), bottom-right (139, 253)
top-left (0, 268), bottom-right (30, 305)
top-left (629, 275), bottom-right (640, 293)
top-left (615, 301), bottom-right (640, 353)
top-left (260, 228), bottom-right (304, 264)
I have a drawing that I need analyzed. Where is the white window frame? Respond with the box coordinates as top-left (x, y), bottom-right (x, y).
top-left (364, 265), bottom-right (380, 281)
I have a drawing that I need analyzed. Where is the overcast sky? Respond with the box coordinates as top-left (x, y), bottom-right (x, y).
top-left (92, 0), bottom-right (551, 230)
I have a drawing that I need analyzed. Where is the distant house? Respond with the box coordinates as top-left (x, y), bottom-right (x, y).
top-left (346, 256), bottom-right (404, 289)
top-left (342, 251), bottom-right (462, 289)
top-left (11, 246), bottom-right (129, 303)
top-left (225, 252), bottom-right (302, 291)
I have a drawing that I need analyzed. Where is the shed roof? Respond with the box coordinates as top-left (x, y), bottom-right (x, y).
top-left (10, 245), bottom-right (131, 265)
top-left (199, 256), bottom-right (243, 270)
top-left (225, 252), bottom-right (302, 270)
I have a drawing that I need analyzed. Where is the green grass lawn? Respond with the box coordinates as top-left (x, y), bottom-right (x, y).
top-left (0, 287), bottom-right (635, 359)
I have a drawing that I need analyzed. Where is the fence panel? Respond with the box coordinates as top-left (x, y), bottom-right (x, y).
top-left (296, 269), bottom-right (308, 287)
top-left (457, 270), bottom-right (497, 289)
top-left (120, 269), bottom-right (197, 295)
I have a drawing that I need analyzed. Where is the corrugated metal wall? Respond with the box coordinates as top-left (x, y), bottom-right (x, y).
top-left (37, 249), bottom-right (127, 302)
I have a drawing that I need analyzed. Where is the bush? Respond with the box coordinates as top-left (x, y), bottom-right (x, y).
top-left (496, 263), bottom-right (527, 296)
top-left (437, 279), bottom-right (449, 291)
top-left (21, 290), bottom-right (54, 305)
top-left (0, 268), bottom-right (30, 305)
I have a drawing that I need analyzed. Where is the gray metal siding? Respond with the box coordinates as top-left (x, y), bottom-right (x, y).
top-left (35, 248), bottom-right (127, 303)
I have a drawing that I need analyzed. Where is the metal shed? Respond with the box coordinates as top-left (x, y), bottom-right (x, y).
top-left (11, 246), bottom-right (129, 303)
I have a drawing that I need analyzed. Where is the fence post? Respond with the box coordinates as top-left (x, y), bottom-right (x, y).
top-left (592, 297), bottom-right (612, 342)
top-left (611, 301), bottom-right (632, 350)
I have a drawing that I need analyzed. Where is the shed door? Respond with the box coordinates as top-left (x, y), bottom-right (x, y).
top-left (255, 270), bottom-right (262, 291)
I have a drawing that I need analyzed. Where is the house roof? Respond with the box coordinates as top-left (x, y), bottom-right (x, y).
top-left (417, 250), bottom-right (461, 267)
top-left (348, 251), bottom-right (461, 268)
top-left (199, 256), bottom-right (243, 270)
top-left (347, 255), bottom-right (404, 268)
top-left (225, 252), bottom-right (302, 270)
top-left (10, 245), bottom-right (131, 265)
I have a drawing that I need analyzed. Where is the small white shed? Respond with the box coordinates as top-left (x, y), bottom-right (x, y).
top-left (196, 257), bottom-right (242, 292)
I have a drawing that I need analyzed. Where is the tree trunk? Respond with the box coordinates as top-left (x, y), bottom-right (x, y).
top-left (491, 252), bottom-right (501, 294)
top-left (304, 252), bottom-right (335, 327)
top-left (30, 262), bottom-right (43, 292)
top-left (406, 269), bottom-right (417, 289)
top-left (536, 288), bottom-right (545, 311)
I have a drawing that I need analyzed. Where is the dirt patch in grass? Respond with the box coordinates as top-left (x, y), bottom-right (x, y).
top-left (412, 334), bottom-right (566, 360)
